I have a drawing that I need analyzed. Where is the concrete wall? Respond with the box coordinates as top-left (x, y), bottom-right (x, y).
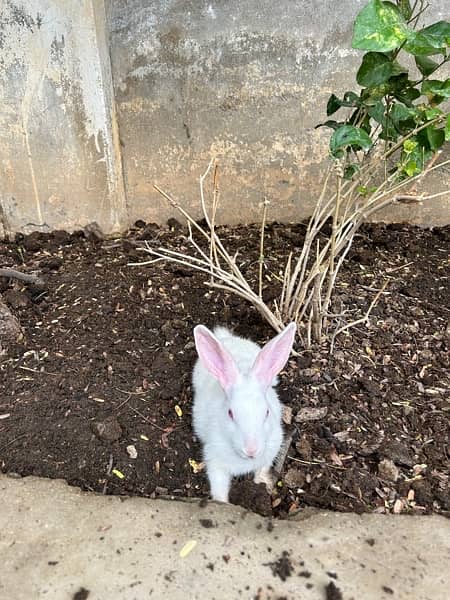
top-left (0, 0), bottom-right (126, 236)
top-left (0, 0), bottom-right (449, 235)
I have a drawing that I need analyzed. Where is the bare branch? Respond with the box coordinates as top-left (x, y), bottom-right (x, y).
top-left (0, 268), bottom-right (44, 286)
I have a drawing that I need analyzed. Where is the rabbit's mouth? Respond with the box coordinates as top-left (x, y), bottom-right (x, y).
top-left (237, 448), bottom-right (262, 460)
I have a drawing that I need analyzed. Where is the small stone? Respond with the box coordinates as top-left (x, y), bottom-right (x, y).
top-left (403, 405), bottom-right (414, 416)
top-left (91, 416), bottom-right (122, 442)
top-left (284, 468), bottom-right (306, 488)
top-left (126, 444), bottom-right (138, 459)
top-left (0, 297), bottom-right (24, 354)
top-left (378, 458), bottom-right (399, 482)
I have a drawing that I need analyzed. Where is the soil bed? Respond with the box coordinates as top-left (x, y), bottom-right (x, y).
top-left (0, 221), bottom-right (449, 518)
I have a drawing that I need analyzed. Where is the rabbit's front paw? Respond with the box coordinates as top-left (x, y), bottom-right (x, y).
top-left (254, 467), bottom-right (273, 493)
top-left (208, 466), bottom-right (231, 503)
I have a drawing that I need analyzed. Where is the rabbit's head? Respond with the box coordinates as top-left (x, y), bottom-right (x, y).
top-left (193, 323), bottom-right (296, 460)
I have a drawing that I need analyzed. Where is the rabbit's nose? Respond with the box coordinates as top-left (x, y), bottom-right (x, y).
top-left (244, 442), bottom-right (259, 458)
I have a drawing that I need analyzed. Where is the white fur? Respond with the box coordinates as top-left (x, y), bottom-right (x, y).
top-left (192, 325), bottom-right (294, 502)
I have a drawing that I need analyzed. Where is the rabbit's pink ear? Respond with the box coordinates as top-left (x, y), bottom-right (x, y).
top-left (194, 325), bottom-right (240, 392)
top-left (251, 323), bottom-right (296, 387)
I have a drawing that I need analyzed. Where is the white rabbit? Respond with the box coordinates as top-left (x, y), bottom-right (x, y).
top-left (192, 323), bottom-right (296, 503)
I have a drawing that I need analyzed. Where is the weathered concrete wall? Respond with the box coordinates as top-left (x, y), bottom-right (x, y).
top-left (0, 0), bottom-right (449, 234)
top-left (0, 0), bottom-right (127, 236)
top-left (107, 0), bottom-right (356, 226)
top-left (107, 0), bottom-right (449, 227)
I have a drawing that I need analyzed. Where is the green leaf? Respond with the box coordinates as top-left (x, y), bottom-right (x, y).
top-left (415, 55), bottom-right (440, 76)
top-left (326, 92), bottom-right (361, 116)
top-left (445, 115), bottom-right (450, 142)
top-left (344, 164), bottom-right (360, 180)
top-left (330, 125), bottom-right (373, 157)
top-left (388, 74), bottom-right (420, 106)
top-left (342, 91), bottom-right (361, 105)
top-left (367, 101), bottom-right (386, 124)
top-left (426, 126), bottom-right (445, 151)
top-left (403, 139), bottom-right (418, 153)
top-left (352, 0), bottom-right (412, 52)
top-left (356, 52), bottom-right (394, 86)
top-left (405, 21), bottom-right (450, 56)
top-left (390, 60), bottom-right (408, 77)
top-left (418, 125), bottom-right (445, 151)
top-left (397, 0), bottom-right (413, 20)
top-left (422, 79), bottom-right (450, 99)
top-left (423, 107), bottom-right (443, 120)
top-left (393, 86), bottom-right (421, 106)
top-left (398, 138), bottom-right (433, 177)
top-left (389, 103), bottom-right (416, 127)
top-left (327, 94), bottom-right (342, 116)
top-left (315, 119), bottom-right (342, 130)
top-left (403, 159), bottom-right (420, 177)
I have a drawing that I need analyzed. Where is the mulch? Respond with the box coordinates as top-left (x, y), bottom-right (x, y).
top-left (0, 220), bottom-right (449, 518)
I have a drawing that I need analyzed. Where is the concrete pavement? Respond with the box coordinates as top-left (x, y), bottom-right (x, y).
top-left (1, 474), bottom-right (449, 600)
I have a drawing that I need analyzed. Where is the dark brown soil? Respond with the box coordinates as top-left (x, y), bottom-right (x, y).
top-left (0, 221), bottom-right (449, 518)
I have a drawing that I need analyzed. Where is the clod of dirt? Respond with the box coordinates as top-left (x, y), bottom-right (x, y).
top-left (199, 518), bottom-right (216, 528)
top-left (265, 550), bottom-right (293, 581)
top-left (229, 480), bottom-right (272, 517)
top-left (73, 588), bottom-right (90, 600)
top-left (3, 290), bottom-right (31, 309)
top-left (381, 441), bottom-right (414, 467)
top-left (325, 580), bottom-right (343, 600)
top-left (167, 217), bottom-right (183, 231)
top-left (299, 570), bottom-right (312, 578)
top-left (91, 416), bottom-right (122, 442)
top-left (284, 468), bottom-right (306, 488)
top-left (360, 378), bottom-right (381, 396)
top-left (411, 479), bottom-right (434, 505)
top-left (377, 458), bottom-right (400, 482)
top-left (21, 231), bottom-right (45, 252)
top-left (52, 230), bottom-right (73, 246)
top-left (39, 257), bottom-right (63, 271)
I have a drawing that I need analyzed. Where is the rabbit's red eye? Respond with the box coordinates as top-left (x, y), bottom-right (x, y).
top-left (228, 409), bottom-right (234, 420)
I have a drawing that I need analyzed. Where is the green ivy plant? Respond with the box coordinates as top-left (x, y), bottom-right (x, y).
top-left (319, 0), bottom-right (450, 180)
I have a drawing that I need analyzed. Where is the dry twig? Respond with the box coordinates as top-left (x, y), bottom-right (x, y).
top-left (132, 123), bottom-right (449, 350)
top-left (0, 268), bottom-right (44, 286)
